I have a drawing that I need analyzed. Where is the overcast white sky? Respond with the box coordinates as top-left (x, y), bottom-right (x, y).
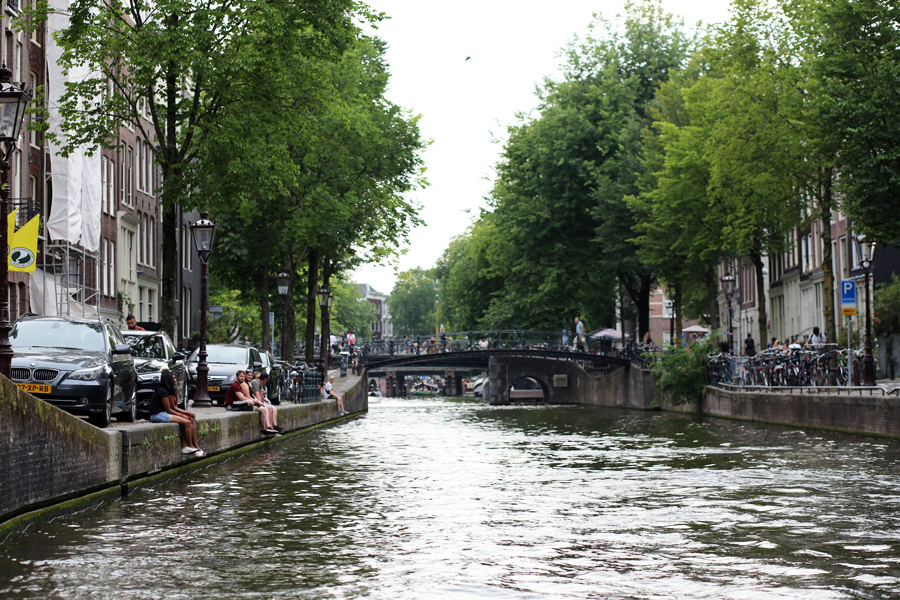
top-left (352, 0), bottom-right (735, 295)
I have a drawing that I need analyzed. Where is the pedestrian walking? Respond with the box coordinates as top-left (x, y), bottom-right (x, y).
top-left (574, 317), bottom-right (586, 352)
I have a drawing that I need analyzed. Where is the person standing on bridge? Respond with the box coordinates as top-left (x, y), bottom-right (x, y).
top-left (575, 317), bottom-right (586, 352)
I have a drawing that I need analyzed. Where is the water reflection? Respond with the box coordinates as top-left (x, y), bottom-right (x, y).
top-left (2, 397), bottom-right (900, 599)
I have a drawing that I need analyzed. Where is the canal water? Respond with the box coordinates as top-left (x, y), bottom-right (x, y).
top-left (2, 397), bottom-right (900, 599)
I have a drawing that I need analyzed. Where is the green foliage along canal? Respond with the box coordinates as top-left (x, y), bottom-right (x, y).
top-left (2, 397), bottom-right (900, 599)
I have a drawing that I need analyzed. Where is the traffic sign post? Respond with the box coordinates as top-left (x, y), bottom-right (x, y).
top-left (841, 280), bottom-right (857, 316)
top-left (841, 280), bottom-right (857, 388)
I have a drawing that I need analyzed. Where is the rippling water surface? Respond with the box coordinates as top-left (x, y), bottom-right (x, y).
top-left (3, 397), bottom-right (900, 599)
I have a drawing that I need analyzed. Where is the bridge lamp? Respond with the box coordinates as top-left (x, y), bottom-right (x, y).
top-left (0, 64), bottom-right (31, 378)
top-left (664, 299), bottom-right (675, 346)
top-left (853, 233), bottom-right (876, 386)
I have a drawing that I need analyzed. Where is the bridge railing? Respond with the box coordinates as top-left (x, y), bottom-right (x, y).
top-left (359, 330), bottom-right (633, 358)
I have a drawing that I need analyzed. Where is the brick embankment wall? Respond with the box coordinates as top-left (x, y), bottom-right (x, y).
top-left (0, 378), bottom-right (120, 522)
top-left (2, 374), bottom-right (367, 526)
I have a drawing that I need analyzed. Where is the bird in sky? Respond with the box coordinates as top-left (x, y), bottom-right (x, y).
top-left (465, 56), bottom-right (471, 61)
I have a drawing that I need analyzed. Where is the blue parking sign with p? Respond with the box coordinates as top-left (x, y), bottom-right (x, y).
top-left (841, 280), bottom-right (857, 316)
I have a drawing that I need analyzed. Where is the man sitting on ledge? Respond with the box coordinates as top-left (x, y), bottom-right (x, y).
top-left (225, 370), bottom-right (280, 435)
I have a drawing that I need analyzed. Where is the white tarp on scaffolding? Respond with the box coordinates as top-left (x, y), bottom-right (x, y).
top-left (44, 0), bottom-right (101, 254)
top-left (29, 268), bottom-right (98, 318)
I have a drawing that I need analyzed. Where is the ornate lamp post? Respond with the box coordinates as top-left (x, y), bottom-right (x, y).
top-left (189, 212), bottom-right (218, 407)
top-left (317, 287), bottom-right (334, 376)
top-left (275, 268), bottom-right (290, 361)
top-left (0, 65), bottom-right (31, 378)
top-left (854, 233), bottom-right (876, 386)
top-left (721, 272), bottom-right (736, 353)
top-left (664, 299), bottom-right (674, 347)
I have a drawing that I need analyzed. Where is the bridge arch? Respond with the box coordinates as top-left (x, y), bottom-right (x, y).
top-left (509, 375), bottom-right (552, 402)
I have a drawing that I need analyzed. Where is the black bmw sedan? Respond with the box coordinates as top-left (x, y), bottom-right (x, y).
top-left (10, 316), bottom-right (138, 428)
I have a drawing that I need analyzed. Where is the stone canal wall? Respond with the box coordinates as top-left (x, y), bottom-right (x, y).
top-left (1, 374), bottom-right (367, 526)
top-left (590, 365), bottom-right (900, 439)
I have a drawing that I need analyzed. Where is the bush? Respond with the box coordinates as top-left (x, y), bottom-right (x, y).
top-left (874, 274), bottom-right (900, 338)
top-left (650, 336), bottom-right (717, 405)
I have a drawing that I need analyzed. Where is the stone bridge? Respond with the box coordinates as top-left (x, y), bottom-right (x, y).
top-left (362, 349), bottom-right (631, 403)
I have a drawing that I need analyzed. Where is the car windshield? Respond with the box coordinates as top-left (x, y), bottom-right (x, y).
top-left (123, 335), bottom-right (165, 359)
top-left (191, 346), bottom-right (247, 365)
top-left (10, 320), bottom-right (105, 352)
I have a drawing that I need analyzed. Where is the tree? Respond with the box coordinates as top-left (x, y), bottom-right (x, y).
top-left (803, 0), bottom-right (900, 245)
top-left (24, 0), bottom-right (366, 341)
top-left (390, 268), bottom-right (439, 336)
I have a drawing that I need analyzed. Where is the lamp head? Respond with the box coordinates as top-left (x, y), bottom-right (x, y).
top-left (276, 268), bottom-right (290, 296)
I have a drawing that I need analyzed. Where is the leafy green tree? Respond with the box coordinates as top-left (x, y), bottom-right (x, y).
top-left (482, 0), bottom-right (694, 334)
top-left (23, 0), bottom-right (366, 341)
top-left (390, 268), bottom-right (439, 336)
top-left (801, 0), bottom-right (900, 245)
top-left (330, 279), bottom-right (377, 340)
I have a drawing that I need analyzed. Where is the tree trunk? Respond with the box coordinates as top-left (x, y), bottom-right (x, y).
top-left (819, 167), bottom-right (838, 384)
top-left (706, 266), bottom-right (720, 331)
top-left (161, 204), bottom-right (178, 340)
top-left (260, 271), bottom-right (270, 352)
top-left (752, 251), bottom-right (767, 347)
top-left (674, 281), bottom-right (683, 343)
top-left (160, 34), bottom-right (180, 342)
top-left (305, 247), bottom-right (319, 364)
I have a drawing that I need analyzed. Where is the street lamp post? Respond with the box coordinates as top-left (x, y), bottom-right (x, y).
top-left (317, 287), bottom-right (334, 378)
top-left (0, 65), bottom-right (31, 379)
top-left (854, 233), bottom-right (877, 386)
top-left (664, 299), bottom-right (674, 346)
top-left (189, 212), bottom-right (218, 407)
top-left (721, 272), bottom-right (736, 353)
top-left (275, 268), bottom-right (290, 362)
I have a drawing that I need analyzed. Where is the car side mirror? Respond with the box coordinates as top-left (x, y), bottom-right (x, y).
top-left (112, 344), bottom-right (132, 355)
top-left (172, 352), bottom-right (185, 361)
top-left (253, 361), bottom-right (263, 369)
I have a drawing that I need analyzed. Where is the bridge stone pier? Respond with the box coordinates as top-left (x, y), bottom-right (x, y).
top-left (487, 355), bottom-right (582, 405)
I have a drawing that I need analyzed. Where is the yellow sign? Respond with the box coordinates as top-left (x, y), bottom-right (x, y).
top-left (7, 209), bottom-right (39, 272)
top-left (842, 307), bottom-right (857, 316)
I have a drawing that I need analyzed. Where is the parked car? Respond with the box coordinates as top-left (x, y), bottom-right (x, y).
top-left (10, 316), bottom-right (138, 428)
top-left (122, 330), bottom-right (187, 415)
top-left (258, 350), bottom-right (285, 404)
top-left (186, 344), bottom-right (263, 405)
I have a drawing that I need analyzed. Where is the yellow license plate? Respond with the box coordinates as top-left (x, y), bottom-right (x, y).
top-left (208, 386), bottom-right (220, 392)
top-left (16, 383), bottom-right (51, 394)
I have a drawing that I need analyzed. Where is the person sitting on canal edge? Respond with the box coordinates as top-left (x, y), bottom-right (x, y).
top-left (324, 376), bottom-right (347, 416)
top-left (126, 314), bottom-right (145, 331)
top-left (251, 370), bottom-right (282, 432)
top-left (243, 371), bottom-right (280, 436)
top-left (148, 369), bottom-right (205, 457)
top-left (225, 370), bottom-right (280, 435)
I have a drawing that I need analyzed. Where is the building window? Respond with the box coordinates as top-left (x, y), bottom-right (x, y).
top-left (147, 288), bottom-right (154, 322)
top-left (138, 286), bottom-right (144, 321)
top-left (149, 216), bottom-right (155, 266)
top-left (127, 145), bottom-right (133, 206)
top-left (109, 241), bottom-right (116, 297)
top-left (136, 212), bottom-right (143, 266)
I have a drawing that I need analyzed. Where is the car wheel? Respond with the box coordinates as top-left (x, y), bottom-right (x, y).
top-left (89, 383), bottom-right (113, 428)
top-left (119, 385), bottom-right (138, 422)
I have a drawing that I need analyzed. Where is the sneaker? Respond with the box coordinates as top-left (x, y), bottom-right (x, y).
top-left (182, 447), bottom-right (196, 454)
top-left (193, 449), bottom-right (207, 458)
top-left (273, 425), bottom-right (284, 432)
top-left (263, 428), bottom-right (278, 435)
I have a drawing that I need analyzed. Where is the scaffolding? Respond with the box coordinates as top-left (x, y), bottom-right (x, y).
top-left (34, 241), bottom-right (100, 318)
